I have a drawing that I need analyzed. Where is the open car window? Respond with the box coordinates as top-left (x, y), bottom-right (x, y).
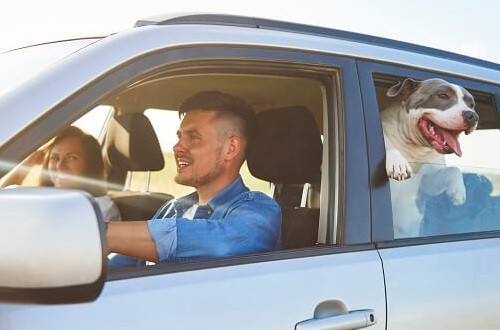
top-left (374, 74), bottom-right (500, 239)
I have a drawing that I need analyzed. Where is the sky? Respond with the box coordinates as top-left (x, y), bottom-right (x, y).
top-left (1, 0), bottom-right (499, 64)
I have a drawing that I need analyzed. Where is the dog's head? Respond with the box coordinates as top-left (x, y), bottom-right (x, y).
top-left (387, 78), bottom-right (478, 156)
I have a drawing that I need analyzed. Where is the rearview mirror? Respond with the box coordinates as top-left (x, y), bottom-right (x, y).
top-left (0, 187), bottom-right (107, 304)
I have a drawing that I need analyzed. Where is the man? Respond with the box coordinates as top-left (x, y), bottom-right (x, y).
top-left (107, 91), bottom-right (282, 268)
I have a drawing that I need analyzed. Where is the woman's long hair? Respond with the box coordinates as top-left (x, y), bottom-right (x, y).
top-left (39, 126), bottom-right (106, 196)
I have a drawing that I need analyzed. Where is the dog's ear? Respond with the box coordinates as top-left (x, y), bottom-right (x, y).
top-left (387, 78), bottom-right (421, 100)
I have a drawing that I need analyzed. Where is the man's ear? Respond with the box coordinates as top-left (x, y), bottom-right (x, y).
top-left (224, 136), bottom-right (241, 161)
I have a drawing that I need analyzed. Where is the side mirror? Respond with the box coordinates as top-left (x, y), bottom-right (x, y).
top-left (0, 187), bottom-right (107, 304)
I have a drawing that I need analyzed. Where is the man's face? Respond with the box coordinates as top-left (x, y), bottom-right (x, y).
top-left (173, 110), bottom-right (225, 188)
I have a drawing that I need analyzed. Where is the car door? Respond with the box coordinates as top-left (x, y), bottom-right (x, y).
top-left (0, 24), bottom-right (386, 329)
top-left (1, 252), bottom-right (384, 329)
top-left (359, 61), bottom-right (500, 329)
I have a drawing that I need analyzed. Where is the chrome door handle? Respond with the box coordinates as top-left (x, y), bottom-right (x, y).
top-left (295, 309), bottom-right (376, 330)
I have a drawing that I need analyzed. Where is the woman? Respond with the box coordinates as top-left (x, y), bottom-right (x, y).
top-left (0, 126), bottom-right (121, 222)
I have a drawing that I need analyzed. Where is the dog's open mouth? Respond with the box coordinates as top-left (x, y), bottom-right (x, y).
top-left (418, 118), bottom-right (463, 156)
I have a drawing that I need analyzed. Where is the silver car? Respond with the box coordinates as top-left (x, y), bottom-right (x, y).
top-left (0, 14), bottom-right (499, 329)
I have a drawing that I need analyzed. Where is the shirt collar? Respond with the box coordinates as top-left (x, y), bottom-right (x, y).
top-left (207, 176), bottom-right (248, 210)
top-left (174, 176), bottom-right (248, 213)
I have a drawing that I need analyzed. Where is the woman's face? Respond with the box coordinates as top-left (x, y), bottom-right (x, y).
top-left (47, 137), bottom-right (87, 189)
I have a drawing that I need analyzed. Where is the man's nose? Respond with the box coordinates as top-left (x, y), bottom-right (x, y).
top-left (173, 139), bottom-right (186, 153)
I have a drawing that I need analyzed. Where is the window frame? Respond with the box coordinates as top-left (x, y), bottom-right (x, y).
top-left (357, 60), bottom-right (500, 246)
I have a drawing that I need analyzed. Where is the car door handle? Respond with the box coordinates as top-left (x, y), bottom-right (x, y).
top-left (295, 309), bottom-right (376, 330)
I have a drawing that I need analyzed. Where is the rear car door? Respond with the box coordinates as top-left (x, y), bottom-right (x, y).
top-left (0, 23), bottom-right (386, 329)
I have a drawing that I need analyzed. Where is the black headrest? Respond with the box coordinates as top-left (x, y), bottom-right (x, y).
top-left (103, 113), bottom-right (164, 185)
top-left (247, 106), bottom-right (322, 184)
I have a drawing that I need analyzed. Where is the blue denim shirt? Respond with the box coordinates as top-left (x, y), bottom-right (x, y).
top-left (109, 176), bottom-right (281, 268)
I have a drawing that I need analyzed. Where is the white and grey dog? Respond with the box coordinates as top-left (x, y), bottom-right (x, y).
top-left (381, 78), bottom-right (479, 237)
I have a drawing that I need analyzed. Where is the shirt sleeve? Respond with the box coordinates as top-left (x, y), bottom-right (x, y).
top-left (174, 192), bottom-right (281, 260)
top-left (147, 218), bottom-right (178, 261)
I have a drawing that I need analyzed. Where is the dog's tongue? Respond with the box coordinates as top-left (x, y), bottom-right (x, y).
top-left (438, 127), bottom-right (462, 157)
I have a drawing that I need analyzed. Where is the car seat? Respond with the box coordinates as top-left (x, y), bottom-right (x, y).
top-left (103, 113), bottom-right (173, 220)
top-left (247, 105), bottom-right (322, 249)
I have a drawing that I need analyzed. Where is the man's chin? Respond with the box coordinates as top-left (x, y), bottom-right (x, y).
top-left (174, 175), bottom-right (195, 187)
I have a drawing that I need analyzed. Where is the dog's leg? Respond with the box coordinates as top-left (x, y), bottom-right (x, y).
top-left (420, 165), bottom-right (466, 205)
top-left (390, 177), bottom-right (424, 238)
top-left (386, 148), bottom-right (413, 181)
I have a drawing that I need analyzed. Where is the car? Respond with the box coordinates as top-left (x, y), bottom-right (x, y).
top-left (0, 13), bottom-right (499, 330)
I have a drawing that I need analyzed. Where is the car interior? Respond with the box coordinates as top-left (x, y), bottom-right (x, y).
top-left (93, 65), bottom-right (327, 250)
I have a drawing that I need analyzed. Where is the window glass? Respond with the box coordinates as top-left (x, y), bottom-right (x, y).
top-left (0, 104), bottom-right (114, 188)
top-left (73, 105), bottom-right (114, 141)
top-left (375, 75), bottom-right (500, 238)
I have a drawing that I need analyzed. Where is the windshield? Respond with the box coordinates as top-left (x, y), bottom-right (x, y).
top-left (0, 38), bottom-right (101, 96)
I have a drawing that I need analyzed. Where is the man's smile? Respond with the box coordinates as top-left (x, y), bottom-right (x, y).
top-left (176, 157), bottom-right (191, 171)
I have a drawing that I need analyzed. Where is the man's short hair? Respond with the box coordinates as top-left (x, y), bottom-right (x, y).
top-left (179, 91), bottom-right (256, 146)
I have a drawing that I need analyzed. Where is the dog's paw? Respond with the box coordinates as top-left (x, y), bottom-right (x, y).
top-left (446, 183), bottom-right (466, 205)
top-left (386, 149), bottom-right (413, 181)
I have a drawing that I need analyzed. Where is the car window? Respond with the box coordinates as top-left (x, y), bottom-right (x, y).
top-left (74, 61), bottom-right (334, 254)
top-left (374, 75), bottom-right (500, 239)
top-left (73, 105), bottom-right (115, 141)
top-left (0, 104), bottom-right (115, 187)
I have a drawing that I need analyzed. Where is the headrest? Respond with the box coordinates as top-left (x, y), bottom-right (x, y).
top-left (103, 113), bottom-right (164, 178)
top-left (247, 106), bottom-right (322, 184)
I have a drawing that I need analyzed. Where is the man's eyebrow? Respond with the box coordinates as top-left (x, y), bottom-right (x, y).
top-left (177, 128), bottom-right (200, 136)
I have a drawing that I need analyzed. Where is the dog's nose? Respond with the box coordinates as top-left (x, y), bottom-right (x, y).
top-left (462, 110), bottom-right (479, 129)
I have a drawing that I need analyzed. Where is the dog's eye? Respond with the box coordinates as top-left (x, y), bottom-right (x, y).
top-left (437, 93), bottom-right (449, 100)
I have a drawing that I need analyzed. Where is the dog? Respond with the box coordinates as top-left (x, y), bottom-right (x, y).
top-left (381, 78), bottom-right (479, 237)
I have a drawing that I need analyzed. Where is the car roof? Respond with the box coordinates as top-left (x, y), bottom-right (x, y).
top-left (135, 13), bottom-right (499, 71)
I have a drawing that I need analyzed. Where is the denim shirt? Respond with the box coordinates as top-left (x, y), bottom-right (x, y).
top-left (108, 176), bottom-right (281, 268)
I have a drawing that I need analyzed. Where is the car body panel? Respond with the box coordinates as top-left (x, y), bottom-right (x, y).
top-left (380, 238), bottom-right (500, 329)
top-left (0, 251), bottom-right (386, 330)
top-left (0, 38), bottom-right (100, 96)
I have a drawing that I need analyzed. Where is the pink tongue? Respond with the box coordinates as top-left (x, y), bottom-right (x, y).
top-left (437, 127), bottom-right (462, 156)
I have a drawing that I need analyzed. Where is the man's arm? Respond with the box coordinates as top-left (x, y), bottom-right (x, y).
top-left (107, 221), bottom-right (159, 262)
top-left (148, 192), bottom-right (281, 262)
top-left (107, 192), bottom-right (280, 264)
